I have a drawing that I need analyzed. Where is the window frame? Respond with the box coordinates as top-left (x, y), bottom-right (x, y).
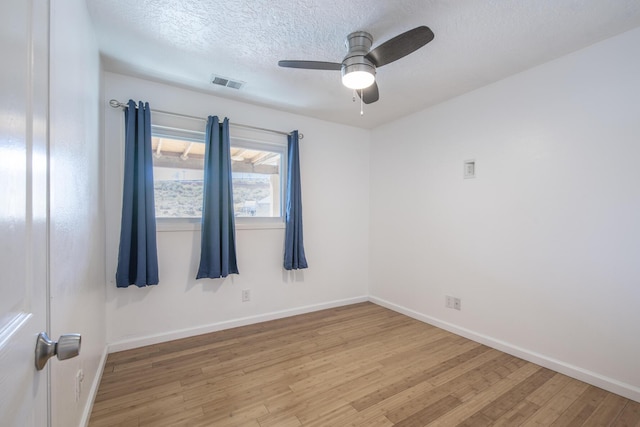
top-left (151, 122), bottom-right (288, 232)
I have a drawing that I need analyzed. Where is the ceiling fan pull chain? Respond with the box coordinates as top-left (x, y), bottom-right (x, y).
top-left (360, 89), bottom-right (364, 116)
top-left (352, 89), bottom-right (356, 102)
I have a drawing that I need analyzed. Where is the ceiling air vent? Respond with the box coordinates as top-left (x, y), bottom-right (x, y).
top-left (211, 74), bottom-right (245, 90)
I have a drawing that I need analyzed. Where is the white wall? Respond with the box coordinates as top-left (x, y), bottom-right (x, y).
top-left (103, 73), bottom-right (370, 348)
top-left (370, 27), bottom-right (640, 401)
top-left (49, 1), bottom-right (105, 426)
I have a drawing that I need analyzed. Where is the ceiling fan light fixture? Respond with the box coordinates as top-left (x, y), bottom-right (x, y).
top-left (342, 69), bottom-right (375, 90)
top-left (341, 61), bottom-right (376, 89)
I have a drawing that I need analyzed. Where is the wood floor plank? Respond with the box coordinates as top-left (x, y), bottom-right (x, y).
top-left (583, 393), bottom-right (628, 426)
top-left (88, 302), bottom-right (638, 427)
top-left (473, 367), bottom-right (556, 421)
top-left (256, 411), bottom-right (302, 427)
top-left (525, 372), bottom-right (574, 407)
top-left (612, 400), bottom-right (640, 426)
top-left (89, 381), bottom-right (183, 419)
top-left (520, 380), bottom-right (591, 426)
top-left (424, 362), bottom-right (542, 426)
top-left (351, 343), bottom-right (492, 412)
top-left (392, 394), bottom-right (462, 427)
top-left (550, 385), bottom-right (608, 426)
top-left (492, 399), bottom-right (541, 426)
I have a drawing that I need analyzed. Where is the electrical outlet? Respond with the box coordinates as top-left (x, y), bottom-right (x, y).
top-left (242, 289), bottom-right (251, 302)
top-left (453, 298), bottom-right (461, 311)
top-left (445, 295), bottom-right (454, 308)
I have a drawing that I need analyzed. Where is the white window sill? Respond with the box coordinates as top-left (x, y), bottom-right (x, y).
top-left (156, 218), bottom-right (285, 232)
top-left (236, 221), bottom-right (286, 230)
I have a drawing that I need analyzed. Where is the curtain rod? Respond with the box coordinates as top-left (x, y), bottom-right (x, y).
top-left (108, 99), bottom-right (303, 139)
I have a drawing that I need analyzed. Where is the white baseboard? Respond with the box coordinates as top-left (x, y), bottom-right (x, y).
top-left (369, 296), bottom-right (640, 403)
top-left (80, 345), bottom-right (109, 427)
top-left (107, 296), bottom-right (369, 353)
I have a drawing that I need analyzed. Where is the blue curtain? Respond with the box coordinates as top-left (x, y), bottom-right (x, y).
top-left (115, 100), bottom-right (159, 287)
top-left (284, 131), bottom-right (308, 270)
top-left (196, 116), bottom-right (239, 279)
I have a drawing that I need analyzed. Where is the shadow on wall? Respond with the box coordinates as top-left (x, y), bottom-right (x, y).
top-left (283, 269), bottom-right (305, 283)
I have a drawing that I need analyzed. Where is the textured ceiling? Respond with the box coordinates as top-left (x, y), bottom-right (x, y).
top-left (86, 0), bottom-right (640, 129)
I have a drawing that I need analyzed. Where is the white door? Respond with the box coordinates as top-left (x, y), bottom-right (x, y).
top-left (0, 0), bottom-right (50, 425)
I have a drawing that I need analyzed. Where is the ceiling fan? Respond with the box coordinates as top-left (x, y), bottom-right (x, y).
top-left (278, 26), bottom-right (434, 105)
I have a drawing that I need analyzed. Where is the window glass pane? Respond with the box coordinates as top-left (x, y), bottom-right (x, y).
top-left (231, 147), bottom-right (281, 218)
top-left (152, 136), bottom-right (204, 218)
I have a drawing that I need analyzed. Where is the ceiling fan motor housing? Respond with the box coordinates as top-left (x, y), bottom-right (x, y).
top-left (341, 31), bottom-right (376, 81)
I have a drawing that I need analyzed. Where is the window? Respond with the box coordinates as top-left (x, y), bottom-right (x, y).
top-left (151, 124), bottom-right (286, 227)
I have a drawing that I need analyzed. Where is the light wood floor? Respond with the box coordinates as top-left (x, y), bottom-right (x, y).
top-left (89, 302), bottom-right (640, 426)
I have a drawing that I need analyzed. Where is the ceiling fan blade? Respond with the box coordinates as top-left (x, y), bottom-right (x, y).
top-left (365, 26), bottom-right (434, 67)
top-left (357, 81), bottom-right (379, 104)
top-left (278, 60), bottom-right (342, 71)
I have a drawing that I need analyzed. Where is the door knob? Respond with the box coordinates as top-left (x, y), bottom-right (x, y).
top-left (35, 332), bottom-right (81, 371)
